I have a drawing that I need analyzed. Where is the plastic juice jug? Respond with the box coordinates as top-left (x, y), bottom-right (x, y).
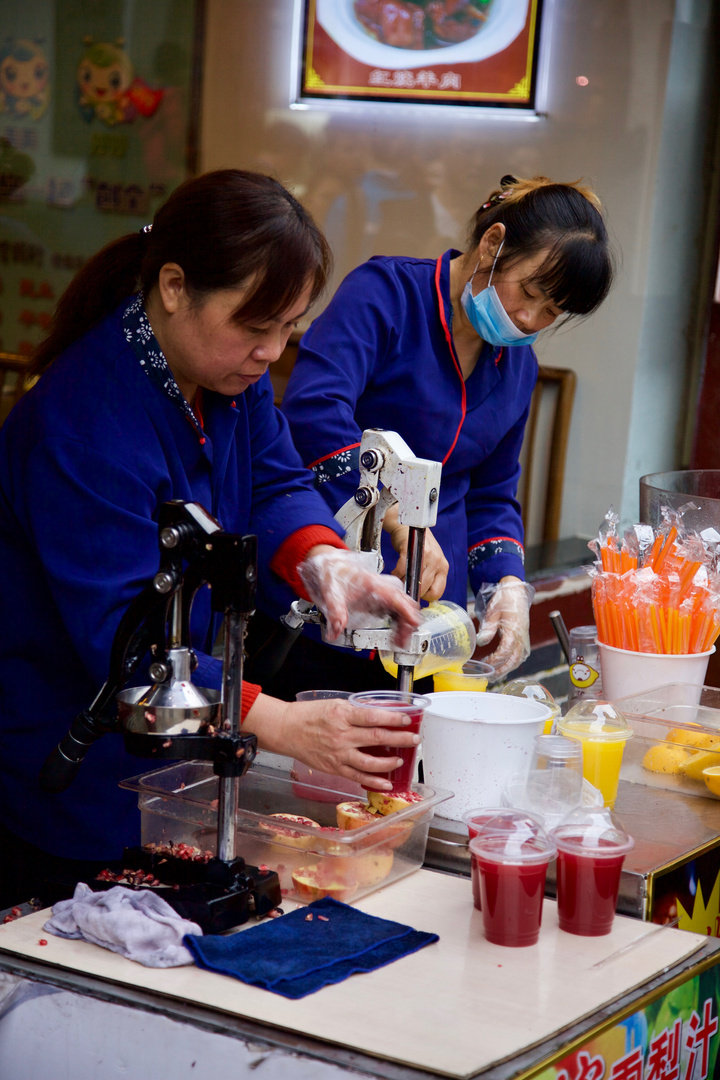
top-left (379, 599), bottom-right (475, 679)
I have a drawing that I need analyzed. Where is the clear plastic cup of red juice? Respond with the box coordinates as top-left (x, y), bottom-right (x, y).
top-left (550, 807), bottom-right (634, 936)
top-left (469, 820), bottom-right (556, 947)
top-left (349, 690), bottom-right (430, 792)
top-left (462, 808), bottom-right (544, 910)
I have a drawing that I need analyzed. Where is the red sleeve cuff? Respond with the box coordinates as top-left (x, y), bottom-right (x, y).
top-left (241, 681), bottom-right (262, 722)
top-left (269, 525), bottom-right (348, 600)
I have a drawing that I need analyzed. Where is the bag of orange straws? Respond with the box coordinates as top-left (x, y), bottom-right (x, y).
top-left (589, 506), bottom-right (720, 655)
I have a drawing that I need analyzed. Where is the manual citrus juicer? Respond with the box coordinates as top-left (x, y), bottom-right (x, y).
top-left (247, 428), bottom-right (475, 692)
top-left (40, 500), bottom-right (281, 930)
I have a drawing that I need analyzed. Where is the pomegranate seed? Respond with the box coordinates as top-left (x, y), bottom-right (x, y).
top-left (38, 939), bottom-right (48, 946)
top-left (305, 913), bottom-right (313, 921)
top-left (318, 915), bottom-right (329, 922)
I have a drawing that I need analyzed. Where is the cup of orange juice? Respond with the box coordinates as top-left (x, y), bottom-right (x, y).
top-left (433, 660), bottom-right (495, 693)
top-left (557, 702), bottom-right (632, 808)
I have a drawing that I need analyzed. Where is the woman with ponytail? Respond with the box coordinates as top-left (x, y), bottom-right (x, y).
top-left (277, 175), bottom-right (614, 692)
top-left (0, 170), bottom-right (422, 907)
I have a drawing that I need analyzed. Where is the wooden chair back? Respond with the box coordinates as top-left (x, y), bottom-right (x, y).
top-left (519, 365), bottom-right (577, 545)
top-left (0, 352), bottom-right (31, 425)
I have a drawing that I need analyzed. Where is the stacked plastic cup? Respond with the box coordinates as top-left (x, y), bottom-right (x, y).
top-left (462, 807), bottom-right (538, 909)
top-left (468, 811), bottom-right (556, 947)
top-left (550, 807), bottom-right (634, 936)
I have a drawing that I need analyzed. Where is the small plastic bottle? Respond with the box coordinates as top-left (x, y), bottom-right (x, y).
top-left (567, 625), bottom-right (603, 706)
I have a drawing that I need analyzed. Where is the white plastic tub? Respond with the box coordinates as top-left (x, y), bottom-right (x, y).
top-left (599, 641), bottom-right (715, 702)
top-left (420, 691), bottom-right (551, 820)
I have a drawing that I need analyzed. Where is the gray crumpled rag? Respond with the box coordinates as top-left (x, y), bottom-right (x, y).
top-left (44, 882), bottom-right (202, 967)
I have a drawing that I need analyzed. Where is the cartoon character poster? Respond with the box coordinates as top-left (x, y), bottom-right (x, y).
top-left (76, 37), bottom-right (163, 127)
top-left (0, 38), bottom-right (50, 120)
top-left (0, 0), bottom-right (201, 355)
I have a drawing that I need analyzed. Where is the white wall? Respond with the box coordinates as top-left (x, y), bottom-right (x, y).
top-left (200, 0), bottom-right (716, 543)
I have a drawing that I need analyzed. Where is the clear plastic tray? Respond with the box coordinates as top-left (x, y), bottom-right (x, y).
top-left (612, 683), bottom-right (720, 799)
top-left (120, 762), bottom-right (451, 905)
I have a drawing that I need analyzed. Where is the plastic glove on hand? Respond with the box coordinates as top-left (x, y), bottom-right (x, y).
top-left (299, 548), bottom-right (421, 647)
top-left (474, 577), bottom-right (535, 679)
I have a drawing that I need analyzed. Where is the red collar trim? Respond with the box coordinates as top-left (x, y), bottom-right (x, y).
top-left (435, 255), bottom-right (466, 467)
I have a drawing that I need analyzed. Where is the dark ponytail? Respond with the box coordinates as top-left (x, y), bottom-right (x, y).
top-left (30, 170), bottom-right (332, 377)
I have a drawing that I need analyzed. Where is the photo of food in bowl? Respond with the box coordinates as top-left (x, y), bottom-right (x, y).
top-left (315, 0), bottom-right (530, 72)
top-left (353, 0), bottom-right (493, 51)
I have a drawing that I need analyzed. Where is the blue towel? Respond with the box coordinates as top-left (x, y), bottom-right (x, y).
top-left (184, 897), bottom-right (438, 999)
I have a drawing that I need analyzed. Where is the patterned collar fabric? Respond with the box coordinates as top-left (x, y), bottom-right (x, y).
top-left (122, 294), bottom-right (203, 437)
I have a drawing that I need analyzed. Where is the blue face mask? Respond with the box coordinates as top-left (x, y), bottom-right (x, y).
top-left (460, 241), bottom-right (539, 347)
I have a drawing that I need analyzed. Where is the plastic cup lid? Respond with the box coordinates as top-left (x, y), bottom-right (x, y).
top-left (549, 806), bottom-right (634, 856)
top-left (500, 679), bottom-right (558, 710)
top-left (469, 830), bottom-right (556, 865)
top-left (558, 701), bottom-right (632, 741)
top-left (468, 814), bottom-right (555, 864)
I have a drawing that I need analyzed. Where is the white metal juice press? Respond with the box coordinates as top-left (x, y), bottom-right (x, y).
top-left (248, 428), bottom-right (473, 692)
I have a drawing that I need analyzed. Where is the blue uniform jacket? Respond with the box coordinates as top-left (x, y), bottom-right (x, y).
top-left (281, 250), bottom-right (538, 609)
top-left (0, 301), bottom-right (342, 859)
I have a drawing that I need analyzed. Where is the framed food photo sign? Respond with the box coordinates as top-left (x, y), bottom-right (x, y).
top-left (297, 0), bottom-right (545, 110)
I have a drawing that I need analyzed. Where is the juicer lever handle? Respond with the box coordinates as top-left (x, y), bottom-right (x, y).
top-left (39, 708), bottom-right (114, 794)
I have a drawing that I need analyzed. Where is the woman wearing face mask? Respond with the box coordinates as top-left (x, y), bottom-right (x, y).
top-left (268, 176), bottom-right (614, 693)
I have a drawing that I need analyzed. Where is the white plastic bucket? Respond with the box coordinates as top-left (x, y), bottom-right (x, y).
top-left (598, 642), bottom-right (715, 702)
top-left (421, 692), bottom-right (551, 821)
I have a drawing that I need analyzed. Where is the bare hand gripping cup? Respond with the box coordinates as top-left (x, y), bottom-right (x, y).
top-left (469, 813), bottom-right (556, 947)
top-left (292, 691), bottom-right (364, 803)
top-left (349, 690), bottom-right (430, 792)
top-left (550, 807), bottom-right (634, 936)
top-left (557, 701), bottom-right (632, 808)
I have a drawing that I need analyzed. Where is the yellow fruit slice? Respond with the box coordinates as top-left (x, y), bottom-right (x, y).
top-left (679, 746), bottom-right (720, 780)
top-left (703, 766), bottom-right (720, 797)
top-left (667, 728), bottom-right (720, 749)
top-left (642, 743), bottom-right (693, 774)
